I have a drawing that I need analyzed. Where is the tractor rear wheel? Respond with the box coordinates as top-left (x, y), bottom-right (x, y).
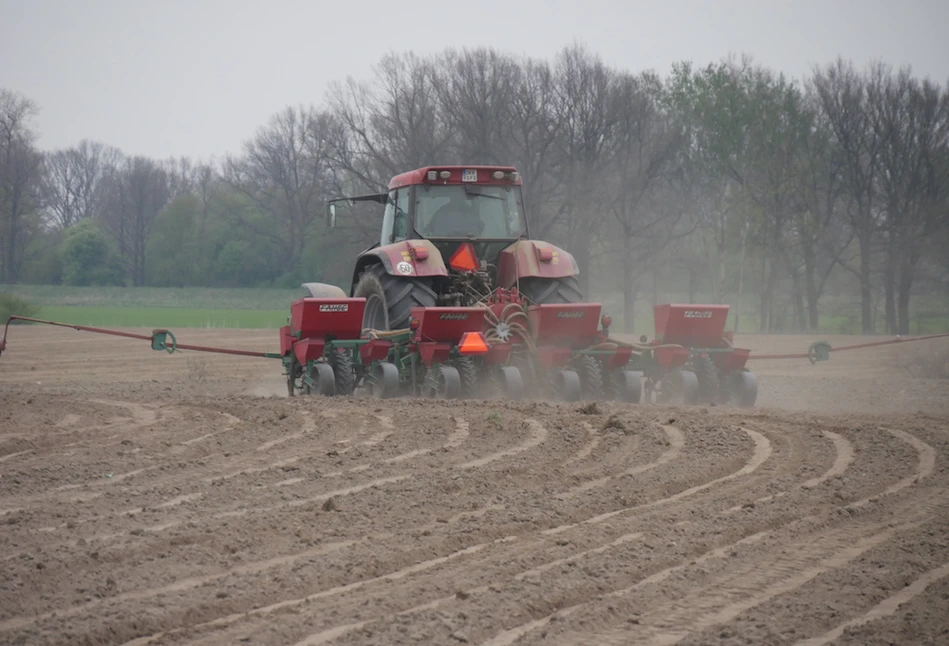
top-left (354, 264), bottom-right (437, 331)
top-left (455, 356), bottom-right (479, 398)
top-left (518, 276), bottom-right (583, 305)
top-left (329, 349), bottom-right (355, 396)
top-left (574, 354), bottom-right (604, 400)
top-left (693, 354), bottom-right (720, 403)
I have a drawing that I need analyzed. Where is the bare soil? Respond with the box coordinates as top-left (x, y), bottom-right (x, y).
top-left (1, 327), bottom-right (948, 646)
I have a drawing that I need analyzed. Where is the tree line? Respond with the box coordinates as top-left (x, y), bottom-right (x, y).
top-left (2, 45), bottom-right (947, 334)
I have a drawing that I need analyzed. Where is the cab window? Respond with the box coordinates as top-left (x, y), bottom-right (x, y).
top-left (379, 191), bottom-right (396, 246)
top-left (414, 185), bottom-right (526, 238)
top-left (393, 189), bottom-right (409, 241)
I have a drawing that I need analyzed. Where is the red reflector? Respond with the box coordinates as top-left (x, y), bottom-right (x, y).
top-left (412, 246), bottom-right (429, 261)
top-left (458, 331), bottom-right (489, 355)
top-left (449, 243), bottom-right (479, 272)
top-left (536, 247), bottom-right (553, 262)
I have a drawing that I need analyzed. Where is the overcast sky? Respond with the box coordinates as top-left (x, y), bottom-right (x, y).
top-left (2, 0), bottom-right (947, 160)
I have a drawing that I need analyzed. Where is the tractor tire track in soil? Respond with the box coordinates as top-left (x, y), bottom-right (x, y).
top-left (1, 327), bottom-right (947, 646)
top-left (94, 420), bottom-right (837, 643)
top-left (792, 559), bottom-right (949, 646)
top-left (475, 424), bottom-right (943, 646)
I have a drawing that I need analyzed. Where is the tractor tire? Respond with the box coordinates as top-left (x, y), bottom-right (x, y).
top-left (574, 354), bottom-right (604, 400)
top-left (422, 365), bottom-right (461, 399)
top-left (354, 264), bottom-right (437, 331)
top-left (693, 354), bottom-right (720, 403)
top-left (498, 366), bottom-right (524, 400)
top-left (305, 363), bottom-right (336, 396)
top-left (656, 369), bottom-right (699, 405)
top-left (329, 349), bottom-right (355, 396)
top-left (552, 369), bottom-right (582, 402)
top-left (511, 354), bottom-right (538, 395)
top-left (369, 362), bottom-right (400, 399)
top-left (518, 275), bottom-right (583, 305)
top-left (724, 370), bottom-right (758, 408)
top-left (455, 356), bottom-right (479, 398)
top-left (607, 369), bottom-right (643, 404)
top-left (679, 370), bottom-right (700, 405)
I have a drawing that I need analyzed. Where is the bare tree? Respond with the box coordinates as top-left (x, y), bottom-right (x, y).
top-left (190, 161), bottom-right (218, 278)
top-left (667, 57), bottom-right (759, 309)
top-left (42, 139), bottom-right (121, 229)
top-left (42, 150), bottom-right (82, 229)
top-left (740, 72), bottom-right (812, 331)
top-left (433, 48), bottom-right (518, 163)
top-left (867, 65), bottom-right (949, 333)
top-left (222, 105), bottom-right (335, 275)
top-left (0, 89), bottom-right (44, 283)
top-left (164, 155), bottom-right (195, 199)
top-left (550, 44), bottom-right (619, 295)
top-left (812, 59), bottom-right (885, 333)
top-left (786, 87), bottom-right (855, 331)
top-left (498, 57), bottom-right (565, 236)
top-left (100, 156), bottom-right (171, 285)
top-left (325, 53), bottom-right (455, 245)
top-left (602, 72), bottom-right (687, 331)
top-left (328, 53), bottom-right (451, 191)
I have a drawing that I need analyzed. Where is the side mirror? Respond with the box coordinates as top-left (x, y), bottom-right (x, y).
top-left (326, 203), bottom-right (337, 228)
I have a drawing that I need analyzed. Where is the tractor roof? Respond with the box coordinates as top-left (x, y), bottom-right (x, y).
top-left (388, 165), bottom-right (522, 190)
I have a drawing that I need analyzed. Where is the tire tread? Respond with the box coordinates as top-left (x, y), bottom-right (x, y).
top-left (369, 264), bottom-right (437, 330)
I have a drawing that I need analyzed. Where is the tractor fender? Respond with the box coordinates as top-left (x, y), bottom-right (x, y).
top-left (349, 240), bottom-right (448, 294)
top-left (496, 240), bottom-right (579, 289)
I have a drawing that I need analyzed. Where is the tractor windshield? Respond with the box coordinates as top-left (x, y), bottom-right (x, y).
top-left (414, 184), bottom-right (527, 239)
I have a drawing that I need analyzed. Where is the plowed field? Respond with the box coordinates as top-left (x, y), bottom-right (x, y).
top-left (1, 327), bottom-right (948, 645)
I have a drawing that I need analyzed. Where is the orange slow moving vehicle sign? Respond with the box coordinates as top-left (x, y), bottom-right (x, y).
top-left (458, 331), bottom-right (490, 355)
top-left (449, 243), bottom-right (479, 273)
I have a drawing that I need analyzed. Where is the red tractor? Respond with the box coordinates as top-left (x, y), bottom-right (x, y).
top-left (325, 166), bottom-right (582, 331)
top-left (324, 165), bottom-right (642, 401)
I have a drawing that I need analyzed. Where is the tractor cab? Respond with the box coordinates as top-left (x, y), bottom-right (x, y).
top-left (329, 166), bottom-right (529, 268)
top-left (327, 165), bottom-right (581, 331)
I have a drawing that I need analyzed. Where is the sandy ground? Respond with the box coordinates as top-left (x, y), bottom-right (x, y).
top-left (1, 326), bottom-right (948, 646)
